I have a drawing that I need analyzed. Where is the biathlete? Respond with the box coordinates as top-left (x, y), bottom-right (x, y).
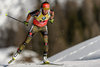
top-left (8, 1), bottom-right (54, 64)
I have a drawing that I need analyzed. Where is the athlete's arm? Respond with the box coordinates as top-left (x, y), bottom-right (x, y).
top-left (26, 10), bottom-right (40, 22)
top-left (50, 10), bottom-right (54, 19)
top-left (49, 10), bottom-right (54, 24)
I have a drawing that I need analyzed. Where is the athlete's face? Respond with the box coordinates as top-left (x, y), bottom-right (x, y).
top-left (43, 9), bottom-right (49, 15)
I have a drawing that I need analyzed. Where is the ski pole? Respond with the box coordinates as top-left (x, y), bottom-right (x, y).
top-left (5, 14), bottom-right (24, 23)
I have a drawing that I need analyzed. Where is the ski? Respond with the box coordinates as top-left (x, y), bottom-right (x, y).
top-left (8, 45), bottom-right (24, 64)
top-left (37, 62), bottom-right (64, 66)
top-left (8, 52), bottom-right (19, 64)
top-left (0, 64), bottom-right (8, 67)
top-left (8, 57), bottom-right (15, 64)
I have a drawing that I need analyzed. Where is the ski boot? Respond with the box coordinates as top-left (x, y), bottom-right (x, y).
top-left (43, 55), bottom-right (50, 64)
top-left (8, 52), bottom-right (19, 64)
top-left (8, 46), bottom-right (23, 64)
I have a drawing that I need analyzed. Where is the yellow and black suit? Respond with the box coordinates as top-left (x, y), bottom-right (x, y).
top-left (17, 9), bottom-right (54, 59)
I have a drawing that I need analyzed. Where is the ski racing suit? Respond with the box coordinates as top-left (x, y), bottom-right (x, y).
top-left (17, 9), bottom-right (54, 60)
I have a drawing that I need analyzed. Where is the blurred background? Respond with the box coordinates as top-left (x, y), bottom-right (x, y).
top-left (0, 0), bottom-right (100, 64)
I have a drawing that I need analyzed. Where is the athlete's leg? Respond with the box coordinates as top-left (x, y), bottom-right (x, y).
top-left (8, 25), bottom-right (36, 64)
top-left (8, 25), bottom-right (40, 64)
top-left (40, 26), bottom-right (49, 63)
top-left (17, 25), bottom-right (35, 54)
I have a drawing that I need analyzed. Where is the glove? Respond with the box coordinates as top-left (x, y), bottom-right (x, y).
top-left (49, 19), bottom-right (54, 24)
top-left (24, 21), bottom-right (29, 26)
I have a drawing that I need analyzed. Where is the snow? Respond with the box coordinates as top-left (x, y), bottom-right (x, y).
top-left (0, 36), bottom-right (100, 67)
top-left (1, 59), bottom-right (100, 67)
top-left (49, 35), bottom-right (100, 62)
top-left (0, 47), bottom-right (40, 65)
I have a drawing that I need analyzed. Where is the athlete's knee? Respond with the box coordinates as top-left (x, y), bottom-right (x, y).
top-left (24, 32), bottom-right (34, 43)
top-left (28, 32), bottom-right (33, 37)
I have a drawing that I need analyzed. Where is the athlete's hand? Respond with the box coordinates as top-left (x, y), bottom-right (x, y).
top-left (49, 19), bottom-right (54, 24)
top-left (24, 21), bottom-right (29, 26)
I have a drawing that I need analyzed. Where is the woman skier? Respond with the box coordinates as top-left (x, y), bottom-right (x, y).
top-left (8, 1), bottom-right (54, 64)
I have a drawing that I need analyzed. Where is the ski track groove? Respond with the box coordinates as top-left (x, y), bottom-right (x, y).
top-left (54, 39), bottom-right (98, 62)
